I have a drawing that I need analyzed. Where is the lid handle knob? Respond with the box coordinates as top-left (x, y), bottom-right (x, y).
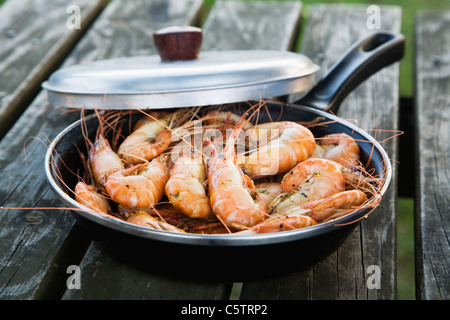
top-left (153, 26), bottom-right (202, 61)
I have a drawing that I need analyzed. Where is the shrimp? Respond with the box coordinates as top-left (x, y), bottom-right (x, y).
top-left (280, 158), bottom-right (344, 193)
top-left (127, 211), bottom-right (186, 233)
top-left (132, 111), bottom-right (170, 131)
top-left (205, 111), bottom-right (254, 132)
top-left (237, 209), bottom-right (317, 235)
top-left (239, 121), bottom-right (316, 179)
top-left (270, 158), bottom-right (345, 214)
top-left (74, 181), bottom-right (110, 215)
top-left (313, 133), bottom-right (360, 168)
top-left (104, 156), bottom-right (170, 209)
top-left (165, 155), bottom-right (212, 218)
top-left (237, 190), bottom-right (366, 235)
top-left (88, 133), bottom-right (124, 191)
top-left (206, 118), bottom-right (268, 231)
top-left (201, 111), bottom-right (253, 159)
top-left (117, 109), bottom-right (191, 166)
top-left (301, 189), bottom-right (367, 222)
top-left (255, 182), bottom-right (283, 207)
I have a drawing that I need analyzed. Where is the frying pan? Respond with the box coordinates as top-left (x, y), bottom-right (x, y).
top-left (44, 31), bottom-right (404, 278)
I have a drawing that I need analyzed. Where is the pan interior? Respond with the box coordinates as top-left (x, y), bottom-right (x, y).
top-left (47, 102), bottom-right (390, 246)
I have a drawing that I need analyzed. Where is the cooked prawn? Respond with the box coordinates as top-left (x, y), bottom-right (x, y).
top-left (270, 158), bottom-right (345, 214)
top-left (88, 133), bottom-right (124, 191)
top-left (117, 109), bottom-right (191, 166)
top-left (104, 156), bottom-right (169, 209)
top-left (206, 119), bottom-right (268, 231)
top-left (127, 211), bottom-right (186, 233)
top-left (205, 110), bottom-right (254, 132)
top-left (239, 121), bottom-right (316, 179)
top-left (237, 209), bottom-right (317, 235)
top-left (132, 111), bottom-right (170, 131)
top-left (165, 154), bottom-right (212, 218)
top-left (313, 133), bottom-right (360, 168)
top-left (255, 182), bottom-right (283, 207)
top-left (74, 181), bottom-right (110, 215)
top-left (301, 189), bottom-right (367, 222)
top-left (237, 190), bottom-right (366, 235)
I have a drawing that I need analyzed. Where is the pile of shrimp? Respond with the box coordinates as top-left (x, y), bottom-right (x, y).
top-left (72, 103), bottom-right (383, 235)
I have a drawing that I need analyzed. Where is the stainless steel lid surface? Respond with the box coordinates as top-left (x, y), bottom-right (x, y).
top-left (42, 50), bottom-right (319, 109)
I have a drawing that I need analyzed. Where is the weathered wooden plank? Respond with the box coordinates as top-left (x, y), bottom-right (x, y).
top-left (414, 11), bottom-right (450, 300)
top-left (0, 0), bottom-right (208, 300)
top-left (240, 4), bottom-right (401, 300)
top-left (202, 0), bottom-right (302, 51)
top-left (63, 241), bottom-right (230, 299)
top-left (0, 0), bottom-right (107, 140)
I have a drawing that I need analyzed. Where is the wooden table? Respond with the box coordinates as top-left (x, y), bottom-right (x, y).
top-left (1, 0), bottom-right (441, 303)
top-left (414, 11), bottom-right (450, 300)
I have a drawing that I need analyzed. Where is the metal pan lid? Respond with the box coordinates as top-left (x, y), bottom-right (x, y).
top-left (42, 27), bottom-right (319, 109)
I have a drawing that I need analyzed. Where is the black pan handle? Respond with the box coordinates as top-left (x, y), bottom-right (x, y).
top-left (295, 31), bottom-right (405, 113)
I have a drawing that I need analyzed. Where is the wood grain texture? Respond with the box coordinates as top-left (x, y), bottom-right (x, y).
top-left (63, 241), bottom-right (230, 299)
top-left (240, 4), bottom-right (401, 300)
top-left (0, 0), bottom-right (204, 300)
top-left (202, 0), bottom-right (302, 51)
top-left (414, 11), bottom-right (450, 300)
top-left (0, 0), bottom-right (107, 139)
